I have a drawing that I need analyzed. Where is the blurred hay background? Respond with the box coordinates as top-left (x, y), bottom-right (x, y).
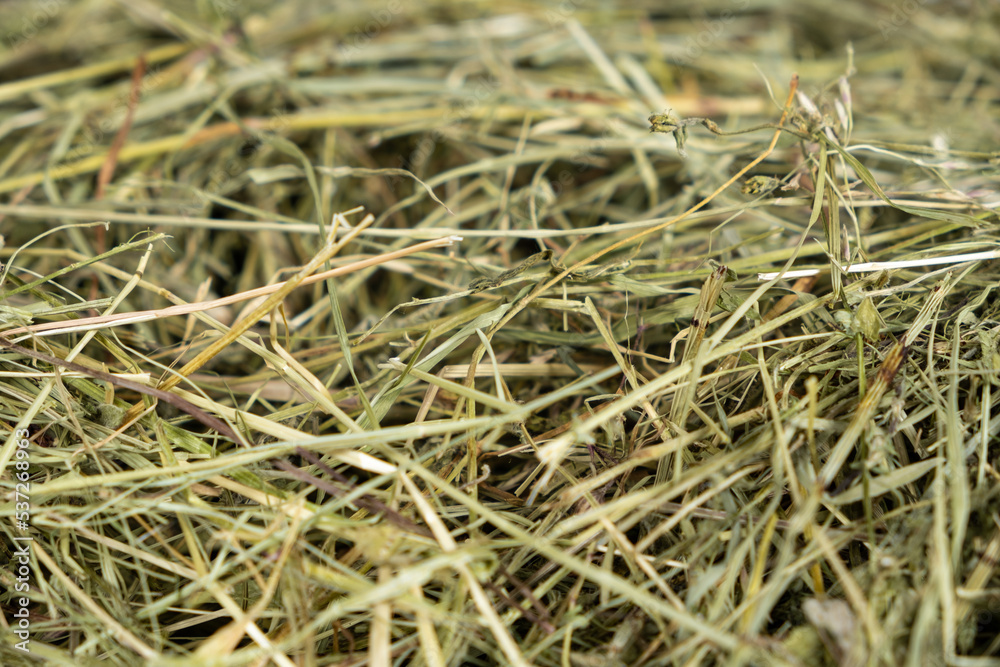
top-left (1, 0), bottom-right (999, 665)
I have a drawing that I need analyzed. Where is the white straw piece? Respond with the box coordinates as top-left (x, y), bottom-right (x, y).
top-left (757, 249), bottom-right (1000, 281)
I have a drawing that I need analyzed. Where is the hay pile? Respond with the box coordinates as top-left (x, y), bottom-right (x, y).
top-left (1, 1), bottom-right (998, 665)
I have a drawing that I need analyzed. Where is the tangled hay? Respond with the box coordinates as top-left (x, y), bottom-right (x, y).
top-left (1, 1), bottom-right (999, 665)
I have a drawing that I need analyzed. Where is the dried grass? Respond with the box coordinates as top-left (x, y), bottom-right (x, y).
top-left (1, 1), bottom-right (999, 665)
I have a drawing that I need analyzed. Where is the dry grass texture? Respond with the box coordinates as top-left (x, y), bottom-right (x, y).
top-left (1, 1), bottom-right (999, 665)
